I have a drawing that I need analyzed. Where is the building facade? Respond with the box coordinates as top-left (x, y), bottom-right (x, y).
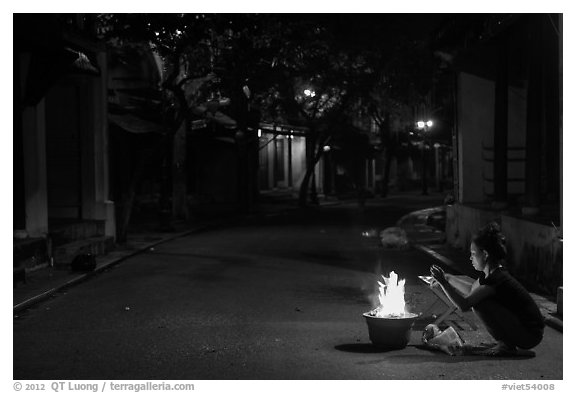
top-left (14, 15), bottom-right (115, 271)
top-left (442, 14), bottom-right (562, 295)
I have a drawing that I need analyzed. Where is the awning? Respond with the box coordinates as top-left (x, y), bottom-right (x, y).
top-left (23, 47), bottom-right (101, 106)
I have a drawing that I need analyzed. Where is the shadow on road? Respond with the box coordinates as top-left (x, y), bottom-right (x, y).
top-left (384, 350), bottom-right (537, 363)
top-left (334, 343), bottom-right (404, 354)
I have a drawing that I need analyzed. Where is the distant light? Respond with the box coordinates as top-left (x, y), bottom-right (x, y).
top-left (416, 120), bottom-right (433, 130)
top-left (323, 145), bottom-right (331, 152)
top-left (258, 129), bottom-right (262, 138)
top-left (304, 89), bottom-right (316, 98)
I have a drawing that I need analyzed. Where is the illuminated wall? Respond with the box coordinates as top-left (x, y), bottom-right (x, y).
top-left (258, 132), bottom-right (317, 194)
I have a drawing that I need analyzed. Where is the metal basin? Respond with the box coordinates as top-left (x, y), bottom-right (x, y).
top-left (363, 312), bottom-right (418, 349)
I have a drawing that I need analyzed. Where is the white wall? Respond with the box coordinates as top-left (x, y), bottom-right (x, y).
top-left (457, 72), bottom-right (494, 203)
top-left (291, 136), bottom-right (307, 190)
top-left (22, 102), bottom-right (49, 237)
top-left (82, 51), bottom-right (112, 224)
top-left (507, 85), bottom-right (527, 197)
top-left (447, 204), bottom-right (562, 294)
top-left (257, 133), bottom-right (308, 193)
top-left (19, 53), bottom-right (49, 237)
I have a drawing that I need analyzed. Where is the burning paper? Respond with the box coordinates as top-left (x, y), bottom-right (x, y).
top-left (372, 271), bottom-right (407, 318)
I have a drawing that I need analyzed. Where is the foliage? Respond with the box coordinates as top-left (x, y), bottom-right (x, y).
top-left (96, 13), bottom-right (436, 133)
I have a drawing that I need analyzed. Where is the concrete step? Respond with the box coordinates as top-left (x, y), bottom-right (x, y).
top-left (49, 219), bottom-right (105, 246)
top-left (53, 236), bottom-right (115, 266)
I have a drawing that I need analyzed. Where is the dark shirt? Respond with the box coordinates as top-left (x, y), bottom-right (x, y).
top-left (479, 267), bottom-right (545, 330)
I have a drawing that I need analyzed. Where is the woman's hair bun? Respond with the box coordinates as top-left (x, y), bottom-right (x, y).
top-left (474, 221), bottom-right (507, 261)
top-left (485, 221), bottom-right (501, 234)
top-left (484, 222), bottom-right (505, 243)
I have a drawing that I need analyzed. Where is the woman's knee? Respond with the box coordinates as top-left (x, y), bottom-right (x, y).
top-left (515, 328), bottom-right (543, 349)
top-left (473, 301), bottom-right (543, 349)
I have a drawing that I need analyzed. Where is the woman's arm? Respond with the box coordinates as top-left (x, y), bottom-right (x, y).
top-left (444, 273), bottom-right (475, 296)
top-left (431, 265), bottom-right (495, 311)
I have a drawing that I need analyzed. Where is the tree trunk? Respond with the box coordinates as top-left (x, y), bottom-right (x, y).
top-left (298, 130), bottom-right (316, 207)
top-left (298, 132), bottom-right (325, 207)
top-left (381, 146), bottom-right (394, 198)
top-left (158, 133), bottom-right (174, 231)
top-left (351, 157), bottom-right (366, 208)
top-left (115, 162), bottom-right (145, 244)
top-left (298, 166), bottom-right (315, 207)
top-left (172, 120), bottom-right (188, 220)
top-left (379, 111), bottom-right (393, 198)
top-left (116, 132), bottom-right (173, 244)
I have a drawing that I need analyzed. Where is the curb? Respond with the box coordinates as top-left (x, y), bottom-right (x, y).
top-left (412, 243), bottom-right (563, 333)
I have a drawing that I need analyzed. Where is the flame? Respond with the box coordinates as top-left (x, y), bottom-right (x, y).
top-left (373, 271), bottom-right (407, 318)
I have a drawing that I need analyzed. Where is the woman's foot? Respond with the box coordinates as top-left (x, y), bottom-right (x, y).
top-left (478, 342), bottom-right (499, 348)
top-left (490, 342), bottom-right (518, 356)
top-left (470, 341), bottom-right (517, 356)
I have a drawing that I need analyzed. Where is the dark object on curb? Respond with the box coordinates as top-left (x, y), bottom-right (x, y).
top-left (71, 253), bottom-right (96, 272)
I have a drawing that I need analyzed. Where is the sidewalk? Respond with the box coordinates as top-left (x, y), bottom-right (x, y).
top-left (13, 223), bottom-right (209, 313)
top-left (397, 207), bottom-right (563, 333)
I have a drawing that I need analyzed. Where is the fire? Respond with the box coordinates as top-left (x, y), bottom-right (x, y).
top-left (372, 271), bottom-right (407, 318)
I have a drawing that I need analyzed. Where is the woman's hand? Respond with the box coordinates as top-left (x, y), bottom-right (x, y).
top-left (430, 265), bottom-right (447, 285)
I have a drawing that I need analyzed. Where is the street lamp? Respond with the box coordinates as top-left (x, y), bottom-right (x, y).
top-left (304, 88), bottom-right (316, 98)
top-left (416, 120), bottom-right (433, 195)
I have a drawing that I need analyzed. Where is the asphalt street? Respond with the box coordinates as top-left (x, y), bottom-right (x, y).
top-left (13, 200), bottom-right (563, 380)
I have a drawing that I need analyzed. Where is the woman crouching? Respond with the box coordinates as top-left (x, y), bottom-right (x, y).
top-left (430, 222), bottom-right (544, 356)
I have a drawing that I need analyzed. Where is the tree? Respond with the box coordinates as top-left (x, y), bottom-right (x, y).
top-left (243, 15), bottom-right (378, 206)
top-left (349, 18), bottom-right (444, 197)
top-left (99, 14), bottom-right (314, 239)
top-left (97, 14), bottom-right (233, 242)
top-left (257, 14), bottom-right (447, 203)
